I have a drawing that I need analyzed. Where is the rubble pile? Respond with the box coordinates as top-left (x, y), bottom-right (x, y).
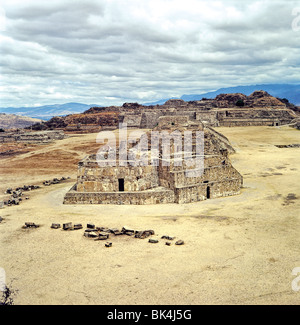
top-left (22, 222), bottom-right (39, 229)
top-left (43, 177), bottom-right (70, 186)
top-left (275, 144), bottom-right (300, 148)
top-left (50, 222), bottom-right (185, 247)
top-left (3, 177), bottom-right (71, 208)
top-left (3, 184), bottom-right (40, 207)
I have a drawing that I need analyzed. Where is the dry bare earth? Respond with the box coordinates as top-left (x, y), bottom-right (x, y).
top-left (0, 126), bottom-right (299, 305)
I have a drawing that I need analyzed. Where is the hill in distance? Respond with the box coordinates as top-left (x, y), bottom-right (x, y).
top-left (0, 113), bottom-right (42, 130)
top-left (0, 103), bottom-right (100, 120)
top-left (145, 84), bottom-right (300, 106)
top-left (0, 84), bottom-right (299, 120)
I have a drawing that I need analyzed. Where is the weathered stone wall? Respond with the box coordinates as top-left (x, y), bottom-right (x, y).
top-left (76, 160), bottom-right (159, 192)
top-left (140, 111), bottom-right (161, 129)
top-left (175, 178), bottom-right (242, 204)
top-left (172, 164), bottom-right (241, 188)
top-left (121, 114), bottom-right (142, 128)
top-left (0, 130), bottom-right (65, 143)
top-left (217, 109), bottom-right (296, 126)
top-left (64, 187), bottom-right (175, 205)
top-left (196, 111), bottom-right (219, 126)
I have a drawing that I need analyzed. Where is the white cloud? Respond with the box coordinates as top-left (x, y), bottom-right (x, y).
top-left (0, 0), bottom-right (300, 107)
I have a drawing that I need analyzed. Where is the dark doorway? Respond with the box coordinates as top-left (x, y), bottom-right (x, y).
top-left (206, 186), bottom-right (211, 199)
top-left (118, 179), bottom-right (124, 192)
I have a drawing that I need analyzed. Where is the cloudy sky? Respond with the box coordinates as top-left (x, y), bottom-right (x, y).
top-left (0, 0), bottom-right (300, 107)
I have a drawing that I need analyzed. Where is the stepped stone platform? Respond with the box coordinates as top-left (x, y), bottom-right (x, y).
top-left (64, 117), bottom-right (243, 205)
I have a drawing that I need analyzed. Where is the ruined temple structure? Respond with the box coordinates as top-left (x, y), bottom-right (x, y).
top-left (64, 116), bottom-right (243, 205)
top-left (0, 130), bottom-right (65, 143)
top-left (118, 91), bottom-right (298, 129)
top-left (31, 90), bottom-right (299, 133)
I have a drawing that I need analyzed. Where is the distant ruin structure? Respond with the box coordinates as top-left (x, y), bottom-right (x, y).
top-left (0, 130), bottom-right (65, 143)
top-left (31, 91), bottom-right (299, 133)
top-left (118, 91), bottom-right (297, 129)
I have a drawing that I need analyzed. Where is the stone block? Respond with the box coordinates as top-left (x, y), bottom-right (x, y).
top-left (149, 239), bottom-right (159, 244)
top-left (51, 223), bottom-right (61, 229)
top-left (63, 222), bottom-right (73, 230)
top-left (135, 230), bottom-right (155, 239)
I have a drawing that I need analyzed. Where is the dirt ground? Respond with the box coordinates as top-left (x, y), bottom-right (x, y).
top-left (0, 126), bottom-right (299, 305)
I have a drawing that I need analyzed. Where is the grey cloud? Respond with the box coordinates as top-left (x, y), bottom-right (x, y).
top-left (6, 0), bottom-right (104, 20)
top-left (1, 0), bottom-right (300, 107)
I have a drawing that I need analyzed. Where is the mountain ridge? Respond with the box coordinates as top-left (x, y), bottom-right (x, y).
top-left (0, 84), bottom-right (299, 120)
top-left (0, 113), bottom-right (42, 130)
top-left (145, 84), bottom-right (300, 106)
top-left (0, 102), bottom-right (100, 120)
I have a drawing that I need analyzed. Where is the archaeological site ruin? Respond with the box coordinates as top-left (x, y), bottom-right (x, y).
top-left (56, 90), bottom-right (297, 205)
top-left (32, 90), bottom-right (299, 134)
top-left (64, 116), bottom-right (243, 205)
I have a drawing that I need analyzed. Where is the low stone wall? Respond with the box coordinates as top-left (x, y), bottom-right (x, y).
top-left (0, 130), bottom-right (65, 143)
top-left (219, 118), bottom-right (280, 127)
top-left (175, 178), bottom-right (242, 204)
top-left (63, 187), bottom-right (175, 205)
top-left (77, 164), bottom-right (159, 192)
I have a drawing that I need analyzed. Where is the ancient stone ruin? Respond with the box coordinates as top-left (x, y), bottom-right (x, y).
top-left (33, 91), bottom-right (298, 132)
top-left (0, 130), bottom-right (65, 143)
top-left (64, 116), bottom-right (243, 205)
top-left (51, 222), bottom-right (184, 247)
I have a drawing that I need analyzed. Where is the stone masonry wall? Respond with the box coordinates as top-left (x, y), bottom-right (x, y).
top-left (64, 188), bottom-right (175, 205)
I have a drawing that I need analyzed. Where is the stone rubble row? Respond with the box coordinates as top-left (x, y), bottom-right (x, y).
top-left (49, 222), bottom-right (185, 247)
top-left (3, 177), bottom-right (70, 207)
top-left (15, 221), bottom-right (185, 247)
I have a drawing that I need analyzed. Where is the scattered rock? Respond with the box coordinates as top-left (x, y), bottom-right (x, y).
top-left (47, 222), bottom-right (183, 249)
top-left (149, 239), bottom-right (159, 244)
top-left (22, 222), bottom-right (39, 229)
top-left (51, 223), bottom-right (61, 229)
top-left (275, 144), bottom-right (300, 148)
top-left (43, 177), bottom-right (69, 186)
top-left (84, 231), bottom-right (98, 238)
top-left (84, 228), bottom-right (97, 233)
top-left (12, 190), bottom-right (22, 198)
top-left (4, 184), bottom-right (40, 208)
top-left (113, 231), bottom-right (123, 236)
top-left (11, 198), bottom-right (19, 205)
top-left (109, 228), bottom-right (120, 234)
top-left (124, 231), bottom-right (134, 236)
top-left (0, 216), bottom-right (3, 223)
top-left (122, 226), bottom-right (135, 234)
top-left (63, 222), bottom-right (73, 230)
top-left (161, 235), bottom-right (175, 240)
top-left (135, 230), bottom-right (155, 239)
top-left (95, 233), bottom-right (109, 240)
top-left (96, 227), bottom-right (110, 232)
